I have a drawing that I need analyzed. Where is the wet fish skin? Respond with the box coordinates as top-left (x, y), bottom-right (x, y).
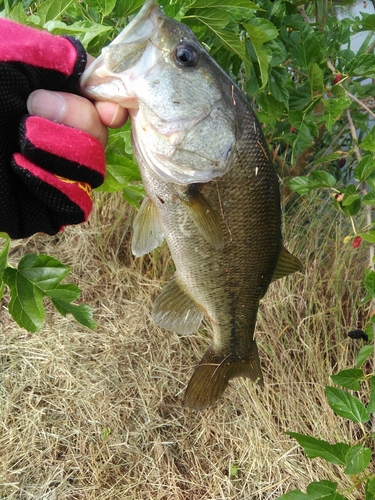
top-left (81, 0), bottom-right (302, 410)
top-left (144, 87), bottom-right (283, 409)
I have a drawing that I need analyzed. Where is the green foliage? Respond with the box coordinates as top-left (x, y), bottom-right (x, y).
top-left (99, 127), bottom-right (145, 209)
top-left (0, 234), bottom-right (96, 332)
top-left (277, 480), bottom-right (348, 500)
top-left (279, 334), bottom-right (375, 499)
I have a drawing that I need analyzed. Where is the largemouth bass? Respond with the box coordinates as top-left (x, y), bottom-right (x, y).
top-left (81, 0), bottom-right (302, 409)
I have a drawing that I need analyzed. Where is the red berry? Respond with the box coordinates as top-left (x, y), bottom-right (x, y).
top-left (338, 157), bottom-right (346, 169)
top-left (352, 236), bottom-right (362, 248)
top-left (333, 74), bottom-right (343, 85)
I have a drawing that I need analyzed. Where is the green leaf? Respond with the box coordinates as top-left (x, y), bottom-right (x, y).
top-left (356, 345), bottom-right (374, 368)
top-left (52, 298), bottom-right (96, 329)
top-left (287, 432), bottom-right (350, 466)
top-left (122, 184), bottom-right (145, 209)
top-left (190, 0), bottom-right (259, 10)
top-left (346, 53), bottom-right (375, 77)
top-left (100, 155), bottom-right (141, 192)
top-left (338, 185), bottom-right (361, 216)
top-left (344, 443), bottom-right (371, 475)
top-left (314, 153), bottom-right (345, 165)
top-left (362, 192), bottom-right (375, 207)
top-left (100, 427), bottom-right (112, 441)
top-left (364, 269), bottom-right (375, 297)
top-left (0, 232), bottom-right (10, 276)
top-left (248, 42), bottom-right (271, 89)
top-left (257, 92), bottom-right (285, 123)
top-left (276, 480), bottom-right (348, 500)
top-left (288, 111), bottom-right (318, 162)
top-left (229, 462), bottom-right (239, 478)
top-left (99, 129), bottom-right (141, 193)
top-left (353, 12), bottom-right (375, 32)
top-left (117, 0), bottom-right (144, 18)
top-left (269, 66), bottom-right (289, 107)
top-left (44, 20), bottom-right (112, 48)
top-left (325, 387), bottom-right (370, 423)
top-left (354, 155), bottom-right (375, 183)
top-left (365, 477), bottom-right (375, 500)
top-left (289, 84), bottom-right (312, 111)
top-left (361, 134), bottom-right (375, 153)
top-left (323, 96), bottom-right (351, 131)
top-left (101, 0), bottom-right (116, 17)
top-left (296, 23), bottom-right (325, 69)
top-left (308, 62), bottom-right (324, 94)
top-left (2, 254), bottom-right (96, 332)
top-left (287, 170), bottom-right (336, 196)
top-left (310, 171), bottom-right (337, 188)
top-left (342, 193), bottom-right (361, 207)
top-left (361, 228), bottom-right (375, 243)
top-left (368, 376), bottom-right (375, 413)
top-left (331, 369), bottom-right (363, 391)
top-left (185, 9), bottom-right (249, 65)
top-left (37, 0), bottom-right (74, 25)
top-left (288, 176), bottom-right (318, 195)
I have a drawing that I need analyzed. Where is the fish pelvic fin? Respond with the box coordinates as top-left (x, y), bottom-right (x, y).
top-left (132, 196), bottom-right (164, 257)
top-left (272, 245), bottom-right (302, 281)
top-left (178, 185), bottom-right (224, 250)
top-left (152, 275), bottom-right (204, 335)
top-left (183, 342), bottom-right (263, 410)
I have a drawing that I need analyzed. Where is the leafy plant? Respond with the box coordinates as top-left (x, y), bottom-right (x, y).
top-left (0, 233), bottom-right (96, 332)
top-left (277, 346), bottom-right (375, 499)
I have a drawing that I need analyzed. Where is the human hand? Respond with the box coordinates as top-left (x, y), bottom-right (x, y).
top-left (0, 19), bottom-right (128, 239)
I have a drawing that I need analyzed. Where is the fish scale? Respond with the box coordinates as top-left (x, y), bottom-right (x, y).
top-left (81, 0), bottom-right (302, 409)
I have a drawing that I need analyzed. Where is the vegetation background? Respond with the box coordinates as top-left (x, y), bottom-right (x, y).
top-left (1, 0), bottom-right (375, 498)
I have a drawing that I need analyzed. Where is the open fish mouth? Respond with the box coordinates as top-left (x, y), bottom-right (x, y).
top-left (80, 0), bottom-right (164, 104)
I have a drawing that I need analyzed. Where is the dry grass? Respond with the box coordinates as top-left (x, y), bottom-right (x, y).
top-left (0, 191), bottom-right (372, 499)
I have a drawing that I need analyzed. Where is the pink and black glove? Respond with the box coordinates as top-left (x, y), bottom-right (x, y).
top-left (0, 19), bottom-right (106, 238)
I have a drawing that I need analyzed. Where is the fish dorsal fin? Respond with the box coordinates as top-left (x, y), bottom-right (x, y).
top-left (132, 196), bottom-right (164, 257)
top-left (272, 246), bottom-right (303, 281)
top-left (178, 186), bottom-right (224, 250)
top-left (152, 275), bottom-right (204, 335)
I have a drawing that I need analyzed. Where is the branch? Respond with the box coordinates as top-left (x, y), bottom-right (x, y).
top-left (344, 89), bottom-right (375, 120)
top-left (345, 108), bottom-right (361, 162)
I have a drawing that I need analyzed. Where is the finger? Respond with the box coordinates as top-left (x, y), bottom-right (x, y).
top-left (95, 101), bottom-right (129, 128)
top-left (27, 89), bottom-right (108, 147)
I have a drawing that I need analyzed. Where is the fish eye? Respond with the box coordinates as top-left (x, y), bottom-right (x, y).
top-left (174, 43), bottom-right (199, 68)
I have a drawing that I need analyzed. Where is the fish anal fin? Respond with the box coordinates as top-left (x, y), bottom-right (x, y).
top-left (178, 186), bottom-right (224, 250)
top-left (152, 275), bottom-right (204, 335)
top-left (272, 246), bottom-right (302, 281)
top-left (132, 196), bottom-right (164, 257)
top-left (183, 342), bottom-right (263, 410)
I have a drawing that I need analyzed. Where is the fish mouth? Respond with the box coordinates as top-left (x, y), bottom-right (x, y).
top-left (80, 0), bottom-right (164, 105)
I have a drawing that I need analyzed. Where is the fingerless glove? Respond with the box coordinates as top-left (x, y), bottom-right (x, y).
top-left (0, 19), bottom-right (106, 238)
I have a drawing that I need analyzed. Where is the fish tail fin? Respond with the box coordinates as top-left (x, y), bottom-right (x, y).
top-left (183, 342), bottom-right (263, 410)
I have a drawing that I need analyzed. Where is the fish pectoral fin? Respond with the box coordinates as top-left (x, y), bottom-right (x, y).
top-left (152, 275), bottom-right (204, 335)
top-left (178, 187), bottom-right (224, 250)
top-left (272, 246), bottom-right (303, 281)
top-left (132, 196), bottom-right (164, 257)
top-left (183, 343), bottom-right (263, 410)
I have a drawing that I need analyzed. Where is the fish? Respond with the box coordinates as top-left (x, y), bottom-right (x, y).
top-left (80, 0), bottom-right (302, 410)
